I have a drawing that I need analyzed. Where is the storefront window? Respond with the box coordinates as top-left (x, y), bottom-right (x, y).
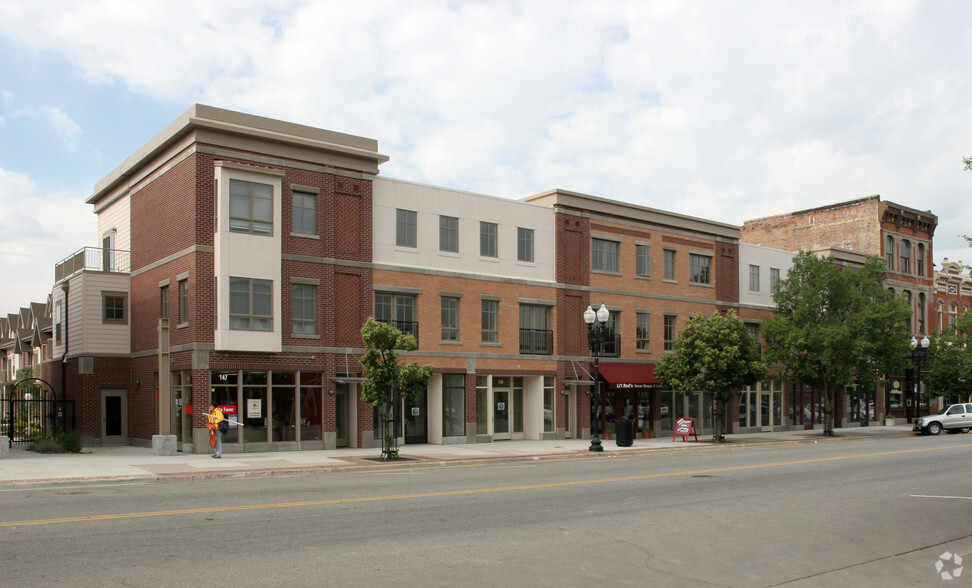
top-left (443, 374), bottom-right (465, 437)
top-left (513, 377), bottom-right (524, 433)
top-left (242, 371), bottom-right (268, 443)
top-left (300, 373), bottom-right (323, 442)
top-left (271, 372), bottom-right (296, 442)
top-left (543, 376), bottom-right (554, 432)
top-left (210, 371), bottom-right (239, 443)
top-left (476, 376), bottom-right (488, 435)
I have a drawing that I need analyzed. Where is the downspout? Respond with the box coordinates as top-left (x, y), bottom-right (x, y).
top-left (59, 281), bottom-right (69, 436)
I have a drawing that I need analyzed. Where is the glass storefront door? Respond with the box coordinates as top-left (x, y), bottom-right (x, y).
top-left (404, 388), bottom-right (428, 444)
top-left (494, 390), bottom-right (511, 440)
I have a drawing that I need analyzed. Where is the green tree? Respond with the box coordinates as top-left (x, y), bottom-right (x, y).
top-left (360, 317), bottom-right (434, 460)
top-left (654, 309), bottom-right (767, 442)
top-left (924, 312), bottom-right (972, 404)
top-left (763, 252), bottom-right (911, 435)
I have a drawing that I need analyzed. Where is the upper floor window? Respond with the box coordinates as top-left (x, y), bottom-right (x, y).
top-left (160, 285), bottom-right (169, 320)
top-left (54, 300), bottom-right (63, 345)
top-left (636, 244), bottom-right (650, 277)
top-left (517, 227), bottom-right (534, 262)
top-left (636, 312), bottom-right (650, 350)
top-left (396, 209), bottom-right (417, 247)
top-left (441, 296), bottom-right (459, 341)
top-left (440, 215), bottom-right (459, 253)
top-left (230, 277), bottom-right (272, 331)
top-left (770, 268), bottom-right (780, 293)
top-left (900, 240), bottom-right (911, 274)
top-left (375, 293), bottom-right (418, 340)
top-left (592, 238), bottom-right (619, 273)
top-left (916, 243), bottom-right (925, 277)
top-left (230, 179), bottom-right (273, 235)
top-left (178, 279), bottom-right (189, 325)
top-left (480, 222), bottom-right (498, 257)
top-left (949, 302), bottom-right (958, 326)
top-left (746, 322), bottom-right (761, 356)
top-left (663, 314), bottom-right (677, 351)
top-left (885, 235), bottom-right (894, 270)
top-left (916, 293), bottom-right (926, 334)
top-left (664, 249), bottom-right (676, 281)
top-left (690, 254), bottom-right (712, 285)
top-left (749, 264), bottom-right (760, 292)
top-left (102, 292), bottom-right (127, 324)
top-left (519, 304), bottom-right (552, 355)
top-left (292, 284), bottom-right (316, 334)
top-left (481, 299), bottom-right (499, 343)
top-left (292, 191), bottom-right (316, 235)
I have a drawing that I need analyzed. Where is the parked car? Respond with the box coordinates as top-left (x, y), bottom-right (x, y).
top-left (913, 403), bottom-right (972, 435)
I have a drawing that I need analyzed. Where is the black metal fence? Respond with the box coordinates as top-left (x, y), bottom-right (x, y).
top-left (2, 379), bottom-right (75, 445)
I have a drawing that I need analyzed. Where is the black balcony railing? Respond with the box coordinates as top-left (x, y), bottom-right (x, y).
top-left (600, 333), bottom-right (621, 358)
top-left (382, 320), bottom-right (419, 344)
top-left (519, 329), bottom-right (553, 355)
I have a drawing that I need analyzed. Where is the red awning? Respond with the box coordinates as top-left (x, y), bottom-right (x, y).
top-left (596, 362), bottom-right (660, 390)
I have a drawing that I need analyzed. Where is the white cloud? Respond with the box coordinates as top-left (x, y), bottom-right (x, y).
top-left (41, 106), bottom-right (82, 151)
top-left (0, 0), bottom-right (970, 292)
top-left (0, 167), bottom-right (97, 313)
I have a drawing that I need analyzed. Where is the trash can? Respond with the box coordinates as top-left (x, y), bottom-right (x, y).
top-left (615, 418), bottom-right (633, 447)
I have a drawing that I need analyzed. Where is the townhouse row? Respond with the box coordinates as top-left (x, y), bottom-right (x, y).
top-left (0, 104), bottom-right (959, 452)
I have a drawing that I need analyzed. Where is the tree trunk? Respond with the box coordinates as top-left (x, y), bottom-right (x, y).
top-left (822, 387), bottom-right (835, 436)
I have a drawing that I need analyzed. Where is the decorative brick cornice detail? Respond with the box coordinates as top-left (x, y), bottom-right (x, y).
top-left (591, 223), bottom-right (651, 241)
top-left (662, 235), bottom-right (714, 249)
top-left (335, 179), bottom-right (363, 196)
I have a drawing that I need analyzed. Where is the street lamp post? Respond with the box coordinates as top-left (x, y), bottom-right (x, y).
top-left (910, 335), bottom-right (930, 421)
top-left (585, 303), bottom-right (610, 453)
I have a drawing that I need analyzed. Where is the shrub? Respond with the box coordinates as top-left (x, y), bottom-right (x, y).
top-left (27, 430), bottom-right (84, 454)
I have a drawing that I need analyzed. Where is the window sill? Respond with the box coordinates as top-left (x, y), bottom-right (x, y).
top-left (440, 339), bottom-right (463, 346)
top-left (291, 232), bottom-right (320, 240)
top-left (292, 333), bottom-right (321, 340)
top-left (480, 341), bottom-right (502, 347)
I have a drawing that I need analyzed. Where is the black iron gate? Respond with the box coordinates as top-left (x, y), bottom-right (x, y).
top-left (2, 378), bottom-right (75, 445)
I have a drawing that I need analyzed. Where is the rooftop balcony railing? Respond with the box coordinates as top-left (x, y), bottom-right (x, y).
top-left (54, 247), bottom-right (131, 283)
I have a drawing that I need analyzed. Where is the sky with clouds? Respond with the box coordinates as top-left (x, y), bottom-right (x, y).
top-left (1, 0), bottom-right (970, 315)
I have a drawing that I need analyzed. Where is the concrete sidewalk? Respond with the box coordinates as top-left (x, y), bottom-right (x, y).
top-left (0, 423), bottom-right (917, 488)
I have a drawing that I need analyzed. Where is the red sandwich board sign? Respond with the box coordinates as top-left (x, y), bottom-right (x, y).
top-left (673, 417), bottom-right (698, 442)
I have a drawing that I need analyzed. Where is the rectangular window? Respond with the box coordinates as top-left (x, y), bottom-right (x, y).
top-left (592, 238), bottom-right (619, 273)
top-left (102, 293), bottom-right (127, 324)
top-left (664, 249), bottom-right (676, 281)
top-left (517, 227), bottom-right (534, 262)
top-left (749, 264), bottom-right (760, 292)
top-left (441, 296), bottom-right (459, 341)
top-left (664, 315), bottom-right (677, 351)
top-left (292, 284), bottom-right (316, 334)
top-left (476, 375), bottom-right (488, 435)
top-left (480, 221), bottom-right (498, 257)
top-left (636, 244), bottom-right (650, 277)
top-left (636, 312), bottom-right (650, 350)
top-left (160, 285), bottom-right (169, 320)
top-left (519, 304), bottom-right (552, 354)
top-left (439, 215), bottom-right (458, 252)
top-left (229, 179), bottom-right (273, 235)
top-left (770, 268), bottom-right (780, 293)
top-left (746, 322), bottom-right (761, 346)
top-left (481, 299), bottom-right (498, 343)
top-left (178, 279), bottom-right (188, 324)
top-left (54, 300), bottom-right (62, 345)
top-left (442, 374), bottom-right (465, 437)
top-left (292, 191), bottom-right (316, 235)
top-left (396, 209), bottom-right (417, 247)
top-left (375, 293), bottom-right (418, 340)
top-left (690, 254), bottom-right (711, 285)
top-left (230, 277), bottom-right (273, 331)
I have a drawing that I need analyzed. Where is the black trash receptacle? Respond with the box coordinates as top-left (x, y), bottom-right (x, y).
top-left (615, 419), bottom-right (633, 447)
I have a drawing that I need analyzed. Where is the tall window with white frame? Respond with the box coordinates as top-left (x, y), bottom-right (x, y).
top-left (517, 227), bottom-right (534, 262)
top-left (636, 312), bottom-right (650, 351)
top-left (885, 235), bottom-right (894, 270)
top-left (749, 264), bottom-right (760, 292)
top-left (230, 179), bottom-right (273, 235)
top-left (396, 209), bottom-right (417, 247)
top-left (900, 240), bottom-right (911, 274)
top-left (440, 215), bottom-right (458, 253)
top-left (292, 284), bottom-right (316, 334)
top-left (481, 299), bottom-right (499, 343)
top-left (690, 254), bottom-right (711, 285)
top-left (480, 221), bottom-right (498, 257)
top-left (592, 238), bottom-right (619, 273)
top-left (230, 277), bottom-right (272, 331)
top-left (663, 314), bottom-right (677, 351)
top-left (636, 244), bottom-right (650, 278)
top-left (292, 191), bottom-right (316, 235)
top-left (441, 296), bottom-right (459, 341)
top-left (160, 285), bottom-right (169, 320)
top-left (770, 268), bottom-right (780, 293)
top-left (664, 249), bottom-right (676, 281)
top-left (916, 243), bottom-right (925, 277)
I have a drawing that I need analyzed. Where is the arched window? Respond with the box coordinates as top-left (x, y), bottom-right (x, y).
top-left (949, 302), bottom-right (958, 326)
top-left (900, 240), bottom-right (911, 273)
top-left (885, 236), bottom-right (894, 270)
top-left (916, 243), bottom-right (925, 277)
top-left (937, 301), bottom-right (945, 331)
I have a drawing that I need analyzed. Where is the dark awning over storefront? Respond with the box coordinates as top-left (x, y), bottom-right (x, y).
top-left (597, 362), bottom-right (660, 390)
